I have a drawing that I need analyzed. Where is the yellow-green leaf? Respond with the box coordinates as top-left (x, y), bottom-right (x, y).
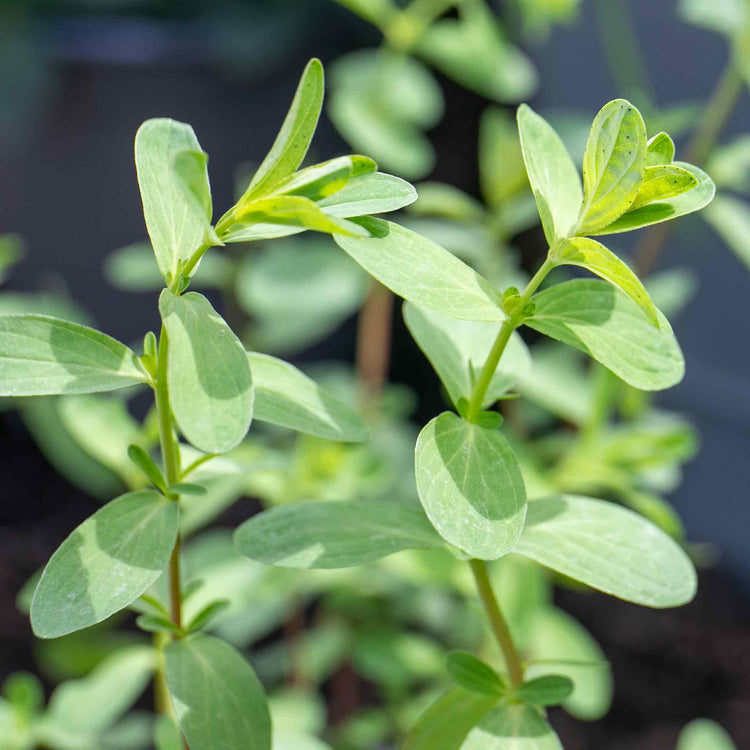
top-left (630, 165), bottom-right (698, 210)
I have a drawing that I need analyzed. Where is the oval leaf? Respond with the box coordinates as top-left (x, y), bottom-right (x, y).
top-left (630, 164), bottom-right (698, 210)
top-left (677, 719), bottom-right (737, 750)
top-left (234, 501), bottom-right (446, 569)
top-left (31, 490), bottom-right (179, 638)
top-left (248, 352), bottom-right (367, 442)
top-left (576, 99), bottom-right (647, 235)
top-left (415, 412), bottom-right (526, 560)
top-left (0, 315), bottom-right (147, 396)
top-left (135, 118), bottom-right (212, 284)
top-left (551, 237), bottom-right (657, 325)
top-left (317, 171), bottom-right (417, 217)
top-left (165, 634), bottom-right (271, 750)
top-left (160, 290), bottom-right (253, 453)
top-left (404, 302), bottom-right (530, 409)
top-left (446, 651), bottom-right (505, 696)
top-left (335, 219), bottom-right (505, 321)
top-left (515, 675), bottom-right (574, 707)
top-left (514, 495), bottom-right (697, 607)
top-left (517, 104), bottom-right (582, 243)
top-left (462, 704), bottom-right (562, 750)
top-left (524, 279), bottom-right (684, 390)
top-left (646, 132), bottom-right (675, 165)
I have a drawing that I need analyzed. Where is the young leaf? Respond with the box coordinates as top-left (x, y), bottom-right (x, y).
top-left (135, 614), bottom-right (182, 635)
top-left (403, 687), bottom-right (498, 750)
top-left (462, 703), bottom-right (562, 749)
top-left (576, 99), bottom-right (647, 235)
top-left (234, 501), bottom-right (446, 569)
top-left (517, 104), bottom-right (582, 243)
top-left (30, 490), bottom-right (179, 638)
top-left (524, 279), bottom-right (684, 390)
top-left (317, 171), bottom-right (417, 217)
top-left (629, 165), bottom-right (698, 210)
top-left (677, 719), bottom-right (737, 750)
top-left (515, 675), bottom-right (574, 707)
top-left (248, 352), bottom-right (367, 442)
top-left (415, 412), bottom-right (526, 560)
top-left (134, 118), bottom-right (213, 284)
top-left (272, 155), bottom-right (376, 201)
top-left (185, 599), bottom-right (230, 633)
top-left (335, 219), bottom-right (506, 321)
top-left (240, 58), bottom-right (324, 202)
top-left (165, 634), bottom-right (271, 750)
top-left (646, 132), bottom-right (676, 165)
top-left (127, 444), bottom-right (168, 494)
top-left (403, 302), bottom-right (531, 408)
top-left (0, 315), bottom-right (147, 396)
top-left (445, 651), bottom-right (505, 696)
top-left (160, 290), bottom-right (253, 453)
top-left (592, 162), bottom-right (715, 235)
top-left (169, 482), bottom-right (207, 496)
top-left (550, 237), bottom-right (658, 325)
top-left (514, 495), bottom-right (697, 607)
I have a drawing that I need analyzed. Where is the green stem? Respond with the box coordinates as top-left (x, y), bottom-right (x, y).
top-left (469, 559), bottom-right (524, 688)
top-left (466, 258), bottom-right (554, 421)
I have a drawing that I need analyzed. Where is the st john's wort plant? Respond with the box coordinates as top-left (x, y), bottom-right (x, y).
top-left (0, 58), bottom-right (418, 749)
top-left (233, 97), bottom-right (715, 746)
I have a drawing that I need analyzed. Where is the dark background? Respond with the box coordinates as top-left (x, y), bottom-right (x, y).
top-left (1, 0), bottom-right (749, 746)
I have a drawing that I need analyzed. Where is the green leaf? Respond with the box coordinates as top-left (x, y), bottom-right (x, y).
top-left (134, 118), bottom-right (213, 284)
top-left (517, 104), bottom-right (582, 243)
top-left (165, 634), bottom-right (271, 750)
top-left (592, 162), bottom-right (715, 235)
top-left (479, 107), bottom-right (528, 207)
top-left (170, 482), bottom-right (207, 496)
top-left (248, 352), bottom-right (367, 442)
top-left (646, 132), bottom-right (675, 166)
top-left (462, 703), bottom-right (562, 749)
top-left (240, 58), bottom-right (324, 202)
top-left (629, 165), bottom-right (698, 210)
top-left (136, 613), bottom-right (183, 635)
top-left (317, 170), bottom-right (417, 217)
top-left (678, 0), bottom-right (747, 37)
top-left (0, 315), bottom-right (147, 396)
top-left (272, 155), bottom-right (375, 201)
top-left (155, 716), bottom-right (183, 750)
top-left (31, 490), bottom-right (179, 638)
top-left (160, 290), bottom-right (253, 453)
top-left (45, 646), bottom-right (154, 735)
top-left (403, 687), bottom-right (498, 750)
top-left (234, 501), bottom-right (446, 569)
top-left (515, 675), bottom-right (573, 707)
top-left (409, 182), bottom-right (486, 222)
top-left (576, 99), bottom-right (647, 235)
top-left (0, 233), bottom-right (24, 285)
top-left (415, 412), bottom-right (526, 560)
top-left (403, 302), bottom-right (530, 408)
top-left (514, 495), bottom-right (697, 607)
top-left (335, 219), bottom-right (505, 321)
top-left (550, 237), bottom-right (657, 325)
top-left (128, 444), bottom-right (168, 493)
top-left (185, 599), bottom-right (230, 633)
top-left (703, 193), bottom-right (750, 271)
top-left (524, 279), bottom-right (684, 390)
top-left (446, 651), bottom-right (505, 696)
top-left (677, 719), bottom-right (737, 750)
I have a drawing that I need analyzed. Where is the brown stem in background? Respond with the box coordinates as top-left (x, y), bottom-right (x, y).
top-left (355, 282), bottom-right (394, 409)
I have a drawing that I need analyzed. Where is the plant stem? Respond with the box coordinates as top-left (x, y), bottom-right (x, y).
top-left (466, 257), bottom-right (554, 421)
top-left (633, 60), bottom-right (744, 277)
top-left (469, 559), bottom-right (524, 688)
top-left (355, 281), bottom-right (394, 409)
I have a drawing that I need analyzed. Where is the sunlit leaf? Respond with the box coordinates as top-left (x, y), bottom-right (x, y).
top-left (629, 165), bottom-right (698, 210)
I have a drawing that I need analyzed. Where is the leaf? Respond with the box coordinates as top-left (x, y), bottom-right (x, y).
top-left (629, 165), bottom-right (698, 210)
top-left (134, 118), bottom-right (213, 284)
top-left (550, 237), bottom-right (657, 325)
top-left (446, 651), bottom-right (505, 696)
top-left (403, 302), bottom-right (531, 408)
top-left (517, 104), bottom-right (582, 243)
top-left (155, 716), bottom-right (183, 750)
top-left (479, 107), bottom-right (528, 207)
top-left (185, 599), bottom-right (230, 632)
top-left (514, 495), bottom-right (697, 607)
top-left (335, 219), bottom-right (505, 321)
top-left (524, 279), bottom-right (684, 390)
top-left (45, 646), bottom-right (154, 735)
top-left (273, 155), bottom-right (375, 201)
top-left (403, 687), bottom-right (498, 750)
top-left (677, 719), bottom-right (737, 750)
top-left (646, 132), bottom-right (675, 165)
top-left (0, 315), bottom-right (147, 396)
top-left (576, 99), bottom-right (647, 235)
top-left (226, 195), bottom-right (368, 241)
top-left (592, 162), bottom-right (715, 235)
top-left (128, 444), bottom-right (168, 493)
top-left (515, 675), bottom-right (573, 707)
top-left (461, 703), bottom-right (562, 749)
top-left (30, 490), bottom-right (179, 638)
top-left (703, 193), bottom-right (750, 271)
top-left (678, 0), bottom-right (747, 37)
top-left (409, 182), bottom-right (486, 222)
top-left (234, 501), bottom-right (446, 569)
top-left (415, 412), bottom-right (526, 560)
top-left (248, 352), bottom-right (367, 442)
top-left (160, 290), bottom-right (253, 453)
top-left (317, 170), bottom-right (417, 217)
top-left (240, 58), bottom-right (324, 202)
top-left (165, 634), bottom-right (271, 750)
